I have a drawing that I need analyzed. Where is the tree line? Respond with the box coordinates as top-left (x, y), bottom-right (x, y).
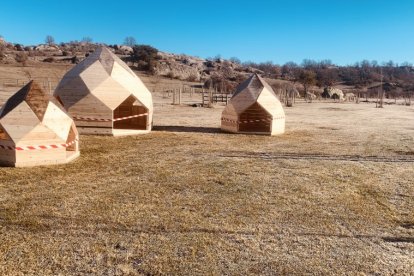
top-left (241, 59), bottom-right (414, 92)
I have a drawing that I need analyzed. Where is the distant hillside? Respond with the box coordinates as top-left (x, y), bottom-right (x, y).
top-left (1, 38), bottom-right (414, 98)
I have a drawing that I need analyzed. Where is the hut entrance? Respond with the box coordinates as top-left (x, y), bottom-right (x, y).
top-left (55, 95), bottom-right (64, 106)
top-left (65, 124), bottom-right (77, 159)
top-left (113, 95), bottom-right (148, 130)
top-left (0, 126), bottom-right (11, 141)
top-left (63, 123), bottom-right (79, 162)
top-left (238, 103), bottom-right (271, 133)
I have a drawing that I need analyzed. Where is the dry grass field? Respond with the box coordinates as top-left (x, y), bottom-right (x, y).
top-left (0, 65), bottom-right (413, 275)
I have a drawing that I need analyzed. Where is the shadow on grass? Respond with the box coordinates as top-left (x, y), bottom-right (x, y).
top-left (153, 125), bottom-right (222, 134)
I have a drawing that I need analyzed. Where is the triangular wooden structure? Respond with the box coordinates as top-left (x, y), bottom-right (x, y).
top-left (221, 74), bottom-right (285, 135)
top-left (0, 81), bottom-right (80, 167)
top-left (54, 46), bottom-right (153, 136)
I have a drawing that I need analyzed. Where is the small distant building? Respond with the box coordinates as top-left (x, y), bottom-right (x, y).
top-left (54, 46), bottom-right (153, 136)
top-left (221, 74), bottom-right (285, 135)
top-left (0, 81), bottom-right (79, 167)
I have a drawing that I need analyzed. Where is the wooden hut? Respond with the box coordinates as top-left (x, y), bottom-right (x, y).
top-left (0, 81), bottom-right (79, 167)
top-left (221, 74), bottom-right (285, 135)
top-left (54, 46), bottom-right (153, 136)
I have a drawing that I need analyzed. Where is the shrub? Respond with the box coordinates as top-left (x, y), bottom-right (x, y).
top-left (166, 72), bottom-right (175, 79)
top-left (15, 52), bottom-right (28, 66)
top-left (130, 45), bottom-right (159, 72)
top-left (14, 44), bottom-right (24, 51)
top-left (0, 43), bottom-right (5, 60)
top-left (229, 57), bottom-right (241, 64)
top-left (43, 57), bottom-right (55, 63)
top-left (186, 74), bottom-right (198, 82)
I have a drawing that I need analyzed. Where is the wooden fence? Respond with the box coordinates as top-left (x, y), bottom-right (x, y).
top-left (0, 78), bottom-right (236, 107)
top-left (202, 90), bottom-right (231, 106)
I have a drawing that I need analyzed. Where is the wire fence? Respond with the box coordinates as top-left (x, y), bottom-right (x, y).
top-left (0, 78), bottom-right (60, 94)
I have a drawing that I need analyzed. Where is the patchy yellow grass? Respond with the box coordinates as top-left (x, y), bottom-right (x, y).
top-left (0, 128), bottom-right (413, 275)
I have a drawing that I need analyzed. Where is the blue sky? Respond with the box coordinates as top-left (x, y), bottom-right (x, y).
top-left (1, 0), bottom-right (414, 65)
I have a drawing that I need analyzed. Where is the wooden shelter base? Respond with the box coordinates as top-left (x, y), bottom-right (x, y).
top-left (78, 127), bottom-right (151, 136)
top-left (0, 151), bottom-right (80, 167)
top-left (221, 128), bottom-right (275, 136)
top-left (221, 122), bottom-right (285, 136)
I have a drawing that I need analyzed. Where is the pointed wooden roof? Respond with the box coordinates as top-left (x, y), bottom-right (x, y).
top-left (0, 81), bottom-right (65, 121)
top-left (232, 74), bottom-right (277, 99)
top-left (0, 81), bottom-right (77, 145)
top-left (223, 74), bottom-right (284, 118)
top-left (60, 47), bottom-right (135, 80)
top-left (55, 46), bottom-right (153, 113)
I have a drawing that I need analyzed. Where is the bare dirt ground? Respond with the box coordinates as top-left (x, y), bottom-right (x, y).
top-left (0, 64), bottom-right (413, 275)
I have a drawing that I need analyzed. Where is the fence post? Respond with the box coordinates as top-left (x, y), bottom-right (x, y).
top-left (48, 78), bottom-right (52, 94)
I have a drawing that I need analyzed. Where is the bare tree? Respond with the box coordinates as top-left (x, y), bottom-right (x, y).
top-left (229, 57), bottom-right (241, 64)
top-left (316, 68), bottom-right (338, 89)
top-left (82, 37), bottom-right (93, 44)
top-left (45, 35), bottom-right (55, 46)
top-left (214, 54), bottom-right (222, 62)
top-left (281, 62), bottom-right (300, 81)
top-left (285, 84), bottom-right (299, 107)
top-left (124, 36), bottom-right (137, 47)
top-left (298, 69), bottom-right (316, 94)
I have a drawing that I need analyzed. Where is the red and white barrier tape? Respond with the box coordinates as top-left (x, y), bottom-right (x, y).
top-left (222, 118), bottom-right (269, 124)
top-left (113, 113), bottom-right (148, 122)
top-left (0, 139), bottom-right (78, 151)
top-left (222, 117), bottom-right (285, 124)
top-left (73, 113), bottom-right (148, 122)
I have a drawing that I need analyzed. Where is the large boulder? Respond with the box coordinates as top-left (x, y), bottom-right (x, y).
top-left (329, 88), bottom-right (344, 100)
top-left (119, 45), bottom-right (133, 55)
top-left (323, 87), bottom-right (344, 100)
top-left (35, 44), bottom-right (60, 51)
top-left (152, 51), bottom-right (262, 83)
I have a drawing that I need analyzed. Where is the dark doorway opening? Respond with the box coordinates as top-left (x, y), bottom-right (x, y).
top-left (238, 103), bottom-right (271, 133)
top-left (113, 96), bottom-right (148, 130)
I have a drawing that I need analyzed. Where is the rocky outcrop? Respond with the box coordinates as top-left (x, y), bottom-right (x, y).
top-left (0, 38), bottom-right (253, 84)
top-left (155, 59), bottom-right (202, 80)
top-left (154, 53), bottom-right (204, 80)
top-left (154, 52), bottom-right (248, 82)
